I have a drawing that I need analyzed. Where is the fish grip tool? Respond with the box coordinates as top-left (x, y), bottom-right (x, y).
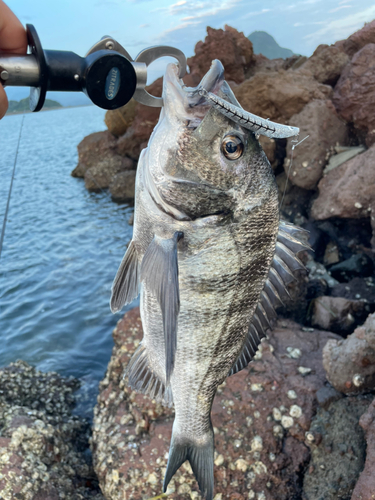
top-left (0, 24), bottom-right (187, 111)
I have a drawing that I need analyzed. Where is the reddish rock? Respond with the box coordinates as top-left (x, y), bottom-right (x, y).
top-left (104, 98), bottom-right (137, 138)
top-left (115, 77), bottom-right (163, 160)
top-left (310, 144), bottom-right (375, 248)
top-left (298, 44), bottom-right (349, 86)
top-left (84, 155), bottom-right (134, 191)
top-left (322, 313), bottom-right (375, 395)
top-left (311, 296), bottom-right (366, 334)
top-left (234, 70), bottom-right (332, 124)
top-left (92, 308), bottom-right (341, 500)
top-left (186, 25), bottom-right (255, 86)
top-left (340, 19), bottom-right (375, 57)
top-left (284, 99), bottom-right (348, 190)
top-left (71, 130), bottom-right (118, 178)
top-left (109, 170), bottom-right (136, 202)
top-left (333, 44), bottom-right (375, 147)
top-left (351, 397), bottom-right (375, 499)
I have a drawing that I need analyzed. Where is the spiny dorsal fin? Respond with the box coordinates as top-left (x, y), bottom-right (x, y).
top-left (110, 240), bottom-right (140, 313)
top-left (126, 344), bottom-right (173, 407)
top-left (140, 231), bottom-right (183, 385)
top-left (229, 220), bottom-right (310, 377)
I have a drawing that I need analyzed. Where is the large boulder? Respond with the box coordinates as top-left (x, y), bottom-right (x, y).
top-left (72, 130), bottom-right (118, 178)
top-left (109, 170), bottom-right (136, 202)
top-left (186, 25), bottom-right (255, 86)
top-left (333, 43), bottom-right (375, 146)
top-left (298, 44), bottom-right (349, 86)
top-left (105, 99), bottom-right (137, 138)
top-left (338, 19), bottom-right (375, 57)
top-left (283, 99), bottom-right (348, 190)
top-left (84, 155), bottom-right (134, 191)
top-left (234, 69), bottom-right (332, 124)
top-left (92, 308), bottom-right (340, 500)
top-left (322, 313), bottom-right (375, 395)
top-left (311, 296), bottom-right (367, 335)
top-left (310, 144), bottom-right (375, 249)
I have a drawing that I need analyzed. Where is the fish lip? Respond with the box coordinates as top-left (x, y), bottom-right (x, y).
top-left (165, 59), bottom-right (225, 109)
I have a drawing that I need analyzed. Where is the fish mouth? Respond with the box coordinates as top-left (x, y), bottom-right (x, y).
top-left (163, 60), bottom-right (225, 123)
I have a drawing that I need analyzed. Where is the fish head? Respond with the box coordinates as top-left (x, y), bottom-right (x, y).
top-left (146, 60), bottom-right (279, 219)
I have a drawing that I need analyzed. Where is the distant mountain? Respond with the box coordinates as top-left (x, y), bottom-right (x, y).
top-left (248, 31), bottom-right (295, 59)
top-left (6, 97), bottom-right (63, 114)
top-left (5, 87), bottom-right (92, 108)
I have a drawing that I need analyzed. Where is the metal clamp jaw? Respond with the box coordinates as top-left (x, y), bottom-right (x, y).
top-left (0, 24), bottom-right (187, 111)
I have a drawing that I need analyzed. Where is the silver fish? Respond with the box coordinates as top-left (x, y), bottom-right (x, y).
top-left (110, 59), bottom-right (308, 499)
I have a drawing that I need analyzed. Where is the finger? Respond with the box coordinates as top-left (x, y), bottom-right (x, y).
top-left (0, 0), bottom-right (27, 54)
top-left (0, 85), bottom-right (8, 119)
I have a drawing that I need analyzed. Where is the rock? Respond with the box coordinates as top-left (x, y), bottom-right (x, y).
top-left (310, 145), bottom-right (375, 249)
top-left (258, 136), bottom-right (277, 168)
top-left (315, 385), bottom-right (343, 410)
top-left (104, 98), bottom-right (137, 137)
top-left (298, 44), bottom-right (349, 86)
top-left (233, 69), bottom-right (332, 124)
top-left (284, 100), bottom-right (348, 190)
top-left (351, 397), bottom-right (375, 499)
top-left (109, 170), bottom-right (136, 202)
top-left (305, 255), bottom-right (339, 289)
top-left (333, 44), bottom-right (375, 146)
top-left (115, 78), bottom-right (163, 160)
top-left (311, 296), bottom-right (366, 335)
top-left (186, 25), bottom-right (255, 86)
top-left (71, 130), bottom-right (118, 178)
top-left (92, 308), bottom-right (341, 500)
top-left (323, 146), bottom-right (366, 175)
top-left (331, 277), bottom-right (375, 306)
top-left (340, 19), bottom-right (375, 57)
top-left (322, 313), bottom-right (375, 394)
top-left (323, 240), bottom-right (340, 266)
top-left (84, 155), bottom-right (134, 191)
top-left (329, 253), bottom-right (374, 281)
top-left (0, 360), bottom-right (104, 500)
top-left (302, 396), bottom-right (370, 500)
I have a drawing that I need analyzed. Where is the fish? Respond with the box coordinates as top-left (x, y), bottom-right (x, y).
top-left (110, 59), bottom-right (309, 500)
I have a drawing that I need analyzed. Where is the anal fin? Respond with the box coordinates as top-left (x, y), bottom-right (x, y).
top-left (140, 231), bottom-right (183, 385)
top-left (110, 240), bottom-right (140, 313)
top-left (126, 344), bottom-right (173, 407)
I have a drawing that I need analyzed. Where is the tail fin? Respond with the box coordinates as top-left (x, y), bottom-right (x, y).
top-left (163, 424), bottom-right (214, 500)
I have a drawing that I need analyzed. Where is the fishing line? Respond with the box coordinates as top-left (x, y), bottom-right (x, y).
top-left (0, 115), bottom-right (25, 261)
top-left (280, 134), bottom-right (309, 211)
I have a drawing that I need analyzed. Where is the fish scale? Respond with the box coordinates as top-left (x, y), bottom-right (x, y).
top-left (110, 59), bottom-right (306, 499)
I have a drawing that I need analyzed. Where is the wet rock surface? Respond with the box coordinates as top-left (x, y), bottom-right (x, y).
top-left (92, 307), bottom-right (341, 500)
top-left (0, 360), bottom-right (104, 500)
top-left (302, 396), bottom-right (371, 500)
top-left (322, 313), bottom-right (375, 395)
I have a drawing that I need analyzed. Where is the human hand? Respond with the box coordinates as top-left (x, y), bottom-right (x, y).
top-left (0, 0), bottom-right (27, 119)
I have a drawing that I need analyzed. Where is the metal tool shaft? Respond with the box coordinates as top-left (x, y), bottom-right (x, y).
top-left (0, 54), bottom-right (40, 87)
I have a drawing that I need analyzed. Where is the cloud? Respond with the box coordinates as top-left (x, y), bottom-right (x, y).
top-left (329, 5), bottom-right (351, 13)
top-left (242, 8), bottom-right (271, 20)
top-left (304, 4), bottom-right (375, 43)
top-left (139, 24), bottom-right (150, 28)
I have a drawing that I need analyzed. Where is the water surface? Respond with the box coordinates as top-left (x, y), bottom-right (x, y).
top-left (0, 106), bottom-right (136, 417)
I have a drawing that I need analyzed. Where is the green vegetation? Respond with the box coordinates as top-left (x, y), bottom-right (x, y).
top-left (6, 98), bottom-right (63, 114)
top-left (248, 31), bottom-right (296, 59)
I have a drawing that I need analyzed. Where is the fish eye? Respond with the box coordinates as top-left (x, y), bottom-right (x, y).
top-left (221, 135), bottom-right (244, 160)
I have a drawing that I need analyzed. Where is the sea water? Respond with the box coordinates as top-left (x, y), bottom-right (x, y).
top-left (0, 106), bottom-right (136, 417)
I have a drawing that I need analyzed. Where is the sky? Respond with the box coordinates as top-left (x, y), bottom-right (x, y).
top-left (4, 0), bottom-right (375, 104)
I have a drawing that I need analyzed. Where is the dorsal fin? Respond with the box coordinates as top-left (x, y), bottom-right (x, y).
top-left (229, 221), bottom-right (310, 377)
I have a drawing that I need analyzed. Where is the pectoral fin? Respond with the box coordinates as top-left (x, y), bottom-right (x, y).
top-left (141, 231), bottom-right (183, 384)
top-left (110, 240), bottom-right (140, 313)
